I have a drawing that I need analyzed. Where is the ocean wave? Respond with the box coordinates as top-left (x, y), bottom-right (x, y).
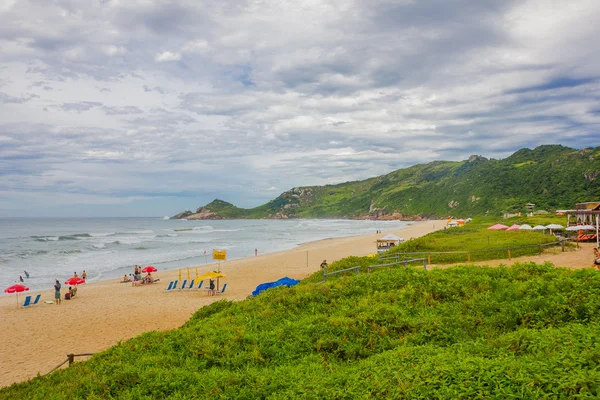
top-left (157, 234), bottom-right (178, 238)
top-left (116, 239), bottom-right (142, 245)
top-left (193, 226), bottom-right (213, 231)
top-left (174, 228), bottom-right (193, 232)
top-left (33, 236), bottom-right (59, 242)
top-left (89, 232), bottom-right (116, 237)
top-left (121, 230), bottom-right (154, 234)
top-left (59, 250), bottom-right (82, 254)
top-left (92, 243), bottom-right (106, 249)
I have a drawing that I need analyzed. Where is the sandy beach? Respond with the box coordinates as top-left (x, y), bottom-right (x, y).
top-left (0, 220), bottom-right (445, 387)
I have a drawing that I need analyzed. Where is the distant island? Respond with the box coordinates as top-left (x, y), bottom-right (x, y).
top-left (172, 145), bottom-right (600, 220)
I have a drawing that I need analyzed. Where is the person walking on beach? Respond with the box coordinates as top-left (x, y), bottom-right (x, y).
top-left (24, 270), bottom-right (30, 279)
top-left (19, 275), bottom-right (24, 283)
top-left (82, 270), bottom-right (87, 280)
top-left (255, 248), bottom-right (258, 256)
top-left (320, 260), bottom-right (328, 270)
top-left (54, 280), bottom-right (61, 305)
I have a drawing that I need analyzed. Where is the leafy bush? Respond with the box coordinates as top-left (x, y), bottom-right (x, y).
top-left (4, 262), bottom-right (600, 399)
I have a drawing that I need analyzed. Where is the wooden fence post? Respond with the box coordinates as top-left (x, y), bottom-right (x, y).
top-left (428, 253), bottom-right (431, 265)
top-left (468, 253), bottom-right (471, 262)
top-left (508, 249), bottom-right (511, 260)
top-left (561, 240), bottom-right (565, 252)
top-left (67, 354), bottom-right (74, 367)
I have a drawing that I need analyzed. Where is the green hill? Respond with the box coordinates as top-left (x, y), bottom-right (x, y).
top-left (174, 145), bottom-right (600, 219)
top-left (4, 263), bottom-right (600, 398)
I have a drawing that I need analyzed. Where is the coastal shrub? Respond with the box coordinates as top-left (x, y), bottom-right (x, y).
top-left (4, 262), bottom-right (600, 399)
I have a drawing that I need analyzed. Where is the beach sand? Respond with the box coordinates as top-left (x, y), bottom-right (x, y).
top-left (0, 220), bottom-right (444, 387)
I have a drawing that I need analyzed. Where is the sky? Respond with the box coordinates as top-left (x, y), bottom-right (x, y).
top-left (1, 0), bottom-right (599, 217)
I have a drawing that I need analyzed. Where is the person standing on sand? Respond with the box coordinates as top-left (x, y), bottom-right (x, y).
top-left (82, 270), bottom-right (87, 280)
top-left (320, 260), bottom-right (328, 270)
top-left (54, 280), bottom-right (61, 305)
top-left (255, 248), bottom-right (258, 256)
top-left (73, 271), bottom-right (78, 278)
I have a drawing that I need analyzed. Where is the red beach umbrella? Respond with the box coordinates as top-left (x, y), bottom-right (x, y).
top-left (4, 284), bottom-right (29, 308)
top-left (64, 277), bottom-right (86, 286)
top-left (142, 266), bottom-right (157, 273)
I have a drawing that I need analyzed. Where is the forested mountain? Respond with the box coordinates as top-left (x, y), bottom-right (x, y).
top-left (174, 145), bottom-right (600, 219)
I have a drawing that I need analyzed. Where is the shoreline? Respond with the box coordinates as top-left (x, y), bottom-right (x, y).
top-left (0, 220), bottom-right (444, 387)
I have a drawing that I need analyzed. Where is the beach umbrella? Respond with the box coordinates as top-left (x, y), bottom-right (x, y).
top-left (488, 224), bottom-right (509, 230)
top-left (64, 277), bottom-right (86, 286)
top-left (545, 224), bottom-right (564, 230)
top-left (532, 225), bottom-right (546, 231)
top-left (4, 284), bottom-right (29, 308)
top-left (506, 224), bottom-right (520, 231)
top-left (142, 266), bottom-right (157, 273)
top-left (519, 224), bottom-right (533, 230)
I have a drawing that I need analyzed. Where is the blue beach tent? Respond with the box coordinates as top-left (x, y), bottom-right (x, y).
top-left (252, 277), bottom-right (300, 297)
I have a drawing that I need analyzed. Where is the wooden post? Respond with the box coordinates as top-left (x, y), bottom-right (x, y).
top-left (428, 253), bottom-right (431, 265)
top-left (508, 249), bottom-right (511, 260)
top-left (561, 240), bottom-right (565, 252)
top-left (68, 354), bottom-right (74, 367)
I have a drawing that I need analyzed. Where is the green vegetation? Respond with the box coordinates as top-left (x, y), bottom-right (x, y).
top-left (384, 216), bottom-right (572, 264)
top-left (175, 145), bottom-right (600, 219)
top-left (4, 263), bottom-right (600, 398)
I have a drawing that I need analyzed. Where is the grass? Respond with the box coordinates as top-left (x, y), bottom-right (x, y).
top-left (384, 216), bottom-right (573, 264)
top-left (3, 262), bottom-right (600, 399)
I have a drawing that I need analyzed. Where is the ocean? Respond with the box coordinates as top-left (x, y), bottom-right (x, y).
top-left (0, 218), bottom-right (412, 292)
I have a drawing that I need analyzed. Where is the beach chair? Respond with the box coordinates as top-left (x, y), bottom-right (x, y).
top-left (31, 294), bottom-right (41, 305)
top-left (215, 284), bottom-right (227, 295)
top-left (185, 280), bottom-right (195, 290)
top-left (195, 280), bottom-right (204, 290)
top-left (177, 280), bottom-right (187, 290)
top-left (22, 296), bottom-right (32, 307)
top-left (164, 281), bottom-right (175, 291)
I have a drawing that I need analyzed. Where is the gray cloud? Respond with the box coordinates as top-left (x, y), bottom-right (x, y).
top-left (1, 0), bottom-right (600, 216)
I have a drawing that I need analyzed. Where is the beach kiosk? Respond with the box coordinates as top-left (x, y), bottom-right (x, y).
top-left (377, 234), bottom-right (404, 253)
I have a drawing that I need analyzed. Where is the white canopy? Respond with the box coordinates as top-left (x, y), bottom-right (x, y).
top-left (566, 225), bottom-right (596, 231)
top-left (532, 225), bottom-right (546, 230)
top-left (448, 221), bottom-right (459, 226)
top-left (519, 224), bottom-right (533, 230)
top-left (377, 234), bottom-right (404, 242)
top-left (545, 224), bottom-right (564, 230)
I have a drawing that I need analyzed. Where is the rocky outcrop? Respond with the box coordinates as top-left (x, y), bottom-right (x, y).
top-left (170, 211), bottom-right (193, 219)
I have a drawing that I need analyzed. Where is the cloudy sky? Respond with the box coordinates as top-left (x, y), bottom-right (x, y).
top-left (1, 0), bottom-right (599, 217)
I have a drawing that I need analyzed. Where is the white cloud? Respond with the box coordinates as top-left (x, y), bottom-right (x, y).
top-left (103, 45), bottom-right (127, 56)
top-left (1, 0), bottom-right (600, 216)
top-left (154, 51), bottom-right (181, 62)
top-left (182, 40), bottom-right (209, 53)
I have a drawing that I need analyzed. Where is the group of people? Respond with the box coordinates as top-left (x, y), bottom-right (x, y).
top-left (18, 270), bottom-right (30, 283)
top-left (53, 278), bottom-right (79, 305)
top-left (123, 265), bottom-right (158, 286)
